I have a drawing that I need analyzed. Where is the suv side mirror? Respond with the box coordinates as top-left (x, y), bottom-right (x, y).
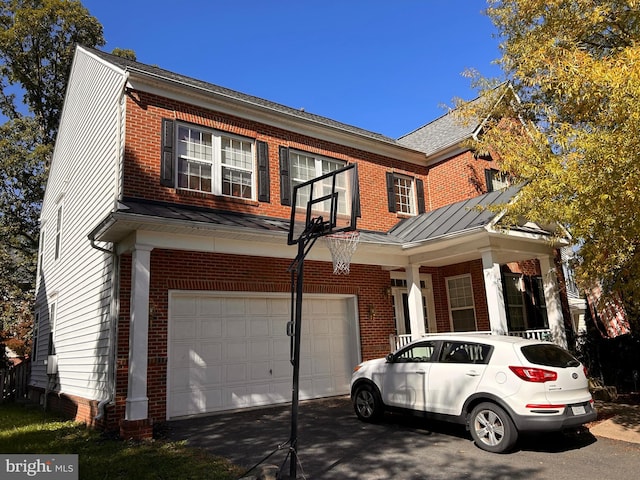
top-left (386, 353), bottom-right (395, 363)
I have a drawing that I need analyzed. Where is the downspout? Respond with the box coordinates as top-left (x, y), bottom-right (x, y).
top-left (94, 71), bottom-right (129, 422)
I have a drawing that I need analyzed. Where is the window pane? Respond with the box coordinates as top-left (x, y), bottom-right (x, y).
top-left (452, 310), bottom-right (476, 331)
top-left (221, 137), bottom-right (252, 170)
top-left (222, 166), bottom-right (252, 199)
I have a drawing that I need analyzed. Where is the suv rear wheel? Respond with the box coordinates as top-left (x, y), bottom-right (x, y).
top-left (353, 383), bottom-right (383, 422)
top-left (469, 402), bottom-right (518, 453)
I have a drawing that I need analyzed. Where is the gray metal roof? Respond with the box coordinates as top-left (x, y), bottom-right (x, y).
top-left (389, 186), bottom-right (523, 243)
top-left (117, 197), bottom-right (290, 232)
top-left (87, 47), bottom-right (403, 148)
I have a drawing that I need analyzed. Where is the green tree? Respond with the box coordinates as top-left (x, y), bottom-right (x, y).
top-left (465, 0), bottom-right (640, 302)
top-left (0, 0), bottom-right (104, 356)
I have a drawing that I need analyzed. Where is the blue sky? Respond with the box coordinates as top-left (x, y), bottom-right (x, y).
top-left (82, 0), bottom-right (502, 139)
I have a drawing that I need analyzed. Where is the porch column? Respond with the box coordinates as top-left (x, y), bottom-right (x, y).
top-left (405, 264), bottom-right (426, 340)
top-left (480, 249), bottom-right (508, 335)
top-left (126, 244), bottom-right (153, 421)
top-left (538, 255), bottom-right (567, 348)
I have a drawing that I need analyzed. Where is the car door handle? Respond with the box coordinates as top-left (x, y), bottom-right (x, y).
top-left (466, 370), bottom-right (480, 377)
top-left (414, 370), bottom-right (426, 374)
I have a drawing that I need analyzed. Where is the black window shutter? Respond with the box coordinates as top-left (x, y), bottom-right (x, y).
top-left (416, 178), bottom-right (426, 214)
top-left (257, 140), bottom-right (270, 202)
top-left (279, 146), bottom-right (291, 206)
top-left (386, 172), bottom-right (396, 213)
top-left (160, 118), bottom-right (175, 187)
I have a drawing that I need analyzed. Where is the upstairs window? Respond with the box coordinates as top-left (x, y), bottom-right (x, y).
top-left (386, 172), bottom-right (425, 215)
top-left (160, 119), bottom-right (271, 201)
top-left (289, 151), bottom-right (347, 212)
top-left (176, 124), bottom-right (255, 199)
top-left (485, 168), bottom-right (510, 192)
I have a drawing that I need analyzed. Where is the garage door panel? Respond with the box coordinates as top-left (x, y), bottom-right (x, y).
top-left (225, 363), bottom-right (247, 382)
top-left (272, 338), bottom-right (290, 359)
top-left (199, 297), bottom-right (222, 315)
top-left (225, 318), bottom-right (247, 337)
top-left (224, 298), bottom-right (247, 315)
top-left (246, 298), bottom-right (268, 314)
top-left (173, 319), bottom-right (197, 340)
top-left (272, 359), bottom-right (292, 379)
top-left (250, 362), bottom-right (271, 380)
top-left (169, 293), bottom-right (356, 418)
top-left (201, 319), bottom-right (222, 337)
top-left (249, 339), bottom-right (270, 359)
top-left (250, 318), bottom-right (271, 336)
top-left (224, 341), bottom-right (247, 360)
top-left (199, 342), bottom-right (222, 362)
top-left (269, 298), bottom-right (290, 315)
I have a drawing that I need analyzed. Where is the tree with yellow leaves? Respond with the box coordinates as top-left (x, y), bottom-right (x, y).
top-left (466, 0), bottom-right (640, 305)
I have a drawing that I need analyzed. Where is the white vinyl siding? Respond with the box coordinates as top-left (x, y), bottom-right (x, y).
top-left (32, 48), bottom-right (125, 398)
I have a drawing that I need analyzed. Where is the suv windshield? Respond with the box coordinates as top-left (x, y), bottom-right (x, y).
top-left (520, 344), bottom-right (581, 368)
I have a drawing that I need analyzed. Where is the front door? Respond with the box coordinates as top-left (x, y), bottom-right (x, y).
top-left (391, 273), bottom-right (436, 335)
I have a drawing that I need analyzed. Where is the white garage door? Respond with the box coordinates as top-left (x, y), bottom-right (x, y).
top-left (168, 292), bottom-right (358, 419)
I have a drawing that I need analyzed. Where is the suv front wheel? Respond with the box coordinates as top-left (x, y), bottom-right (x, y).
top-left (469, 402), bottom-right (518, 453)
top-left (352, 383), bottom-right (383, 422)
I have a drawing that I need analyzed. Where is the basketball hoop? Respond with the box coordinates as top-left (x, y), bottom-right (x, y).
top-left (325, 231), bottom-right (360, 275)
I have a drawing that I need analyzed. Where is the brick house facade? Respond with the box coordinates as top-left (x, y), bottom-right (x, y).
top-left (31, 46), bottom-right (572, 439)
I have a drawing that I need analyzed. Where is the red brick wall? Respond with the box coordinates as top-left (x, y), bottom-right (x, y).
top-left (427, 151), bottom-right (500, 210)
top-left (426, 260), bottom-right (490, 333)
top-left (123, 91), bottom-right (429, 233)
top-left (112, 249), bottom-right (399, 427)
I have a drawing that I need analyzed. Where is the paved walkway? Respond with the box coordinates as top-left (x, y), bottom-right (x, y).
top-left (590, 400), bottom-right (640, 444)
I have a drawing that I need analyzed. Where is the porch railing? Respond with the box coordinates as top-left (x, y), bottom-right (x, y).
top-left (389, 329), bottom-right (552, 352)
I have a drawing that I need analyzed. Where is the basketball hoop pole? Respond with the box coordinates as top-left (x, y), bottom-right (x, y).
top-left (285, 231), bottom-right (318, 480)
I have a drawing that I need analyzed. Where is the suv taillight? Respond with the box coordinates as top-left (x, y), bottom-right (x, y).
top-left (509, 366), bottom-right (558, 382)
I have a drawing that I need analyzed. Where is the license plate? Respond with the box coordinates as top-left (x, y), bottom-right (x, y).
top-left (571, 405), bottom-right (586, 415)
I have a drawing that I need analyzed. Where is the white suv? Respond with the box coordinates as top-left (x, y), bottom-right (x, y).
top-left (350, 334), bottom-right (596, 453)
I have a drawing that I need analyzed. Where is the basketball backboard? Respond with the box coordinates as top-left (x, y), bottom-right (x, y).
top-left (287, 163), bottom-right (359, 245)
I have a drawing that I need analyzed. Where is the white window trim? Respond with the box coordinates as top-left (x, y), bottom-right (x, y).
top-left (445, 274), bottom-right (477, 332)
top-left (54, 204), bottom-right (63, 261)
top-left (176, 123), bottom-right (257, 200)
top-left (48, 299), bottom-right (57, 357)
top-left (390, 272), bottom-right (436, 334)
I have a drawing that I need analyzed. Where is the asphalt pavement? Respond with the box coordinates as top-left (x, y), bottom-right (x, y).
top-left (166, 396), bottom-right (640, 479)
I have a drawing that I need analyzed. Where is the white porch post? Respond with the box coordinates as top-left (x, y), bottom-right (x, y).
top-left (405, 264), bottom-right (426, 340)
top-left (481, 249), bottom-right (508, 335)
top-left (125, 244), bottom-right (152, 421)
top-left (538, 254), bottom-right (567, 348)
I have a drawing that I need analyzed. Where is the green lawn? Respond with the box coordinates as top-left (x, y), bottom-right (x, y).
top-left (0, 403), bottom-right (244, 479)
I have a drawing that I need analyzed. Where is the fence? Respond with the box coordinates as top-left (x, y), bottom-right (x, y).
top-left (0, 360), bottom-right (30, 403)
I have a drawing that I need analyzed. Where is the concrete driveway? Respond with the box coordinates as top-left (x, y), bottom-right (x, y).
top-left (166, 396), bottom-right (640, 479)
